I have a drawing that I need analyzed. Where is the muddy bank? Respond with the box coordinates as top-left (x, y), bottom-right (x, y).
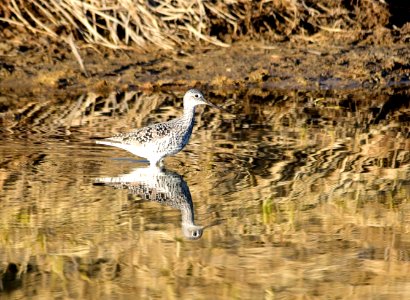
top-left (0, 0), bottom-right (409, 102)
top-left (0, 39), bottom-right (409, 101)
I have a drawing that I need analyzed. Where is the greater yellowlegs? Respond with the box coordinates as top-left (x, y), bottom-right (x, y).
top-left (96, 89), bottom-right (219, 166)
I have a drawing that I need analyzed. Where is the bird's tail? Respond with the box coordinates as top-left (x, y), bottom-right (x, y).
top-left (95, 139), bottom-right (119, 147)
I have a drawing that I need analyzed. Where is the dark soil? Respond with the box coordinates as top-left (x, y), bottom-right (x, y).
top-left (0, 38), bottom-right (409, 101)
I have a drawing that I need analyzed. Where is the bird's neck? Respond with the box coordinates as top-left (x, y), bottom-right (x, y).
top-left (182, 104), bottom-right (196, 122)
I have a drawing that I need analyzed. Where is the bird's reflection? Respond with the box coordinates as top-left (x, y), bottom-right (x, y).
top-left (95, 167), bottom-right (205, 240)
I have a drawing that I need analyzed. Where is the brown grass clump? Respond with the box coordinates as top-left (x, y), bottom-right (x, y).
top-left (0, 0), bottom-right (232, 50)
top-left (0, 0), bottom-right (394, 50)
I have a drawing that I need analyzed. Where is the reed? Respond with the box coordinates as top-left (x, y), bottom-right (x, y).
top-left (0, 0), bottom-right (390, 50)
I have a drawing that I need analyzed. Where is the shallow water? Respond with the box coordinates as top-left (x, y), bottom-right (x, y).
top-left (0, 88), bottom-right (409, 299)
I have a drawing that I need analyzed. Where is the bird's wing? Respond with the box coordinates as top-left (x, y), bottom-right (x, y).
top-left (105, 121), bottom-right (174, 145)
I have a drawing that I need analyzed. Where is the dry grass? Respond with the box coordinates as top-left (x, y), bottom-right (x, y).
top-left (0, 0), bottom-right (391, 50)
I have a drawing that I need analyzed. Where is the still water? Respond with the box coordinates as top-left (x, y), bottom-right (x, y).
top-left (1, 88), bottom-right (409, 299)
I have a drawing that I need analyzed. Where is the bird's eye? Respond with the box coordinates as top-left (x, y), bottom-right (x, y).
top-left (194, 94), bottom-right (199, 98)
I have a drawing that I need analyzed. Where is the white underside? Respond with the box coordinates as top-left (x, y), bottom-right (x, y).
top-left (96, 139), bottom-right (180, 166)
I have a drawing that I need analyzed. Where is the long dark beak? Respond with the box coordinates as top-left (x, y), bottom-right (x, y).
top-left (204, 98), bottom-right (228, 113)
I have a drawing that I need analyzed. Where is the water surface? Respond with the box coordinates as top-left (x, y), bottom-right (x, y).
top-left (1, 88), bottom-right (409, 299)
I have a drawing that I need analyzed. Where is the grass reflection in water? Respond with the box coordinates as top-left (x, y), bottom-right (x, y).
top-left (0, 88), bottom-right (409, 299)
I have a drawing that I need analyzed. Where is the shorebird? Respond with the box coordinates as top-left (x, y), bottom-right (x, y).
top-left (96, 89), bottom-right (219, 166)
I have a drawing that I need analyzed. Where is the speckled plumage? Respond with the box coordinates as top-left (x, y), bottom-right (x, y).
top-left (96, 89), bottom-right (218, 166)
